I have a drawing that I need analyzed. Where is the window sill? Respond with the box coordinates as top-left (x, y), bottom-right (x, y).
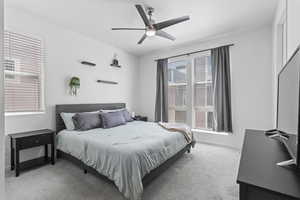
top-left (192, 129), bottom-right (229, 136)
top-left (5, 111), bottom-right (45, 116)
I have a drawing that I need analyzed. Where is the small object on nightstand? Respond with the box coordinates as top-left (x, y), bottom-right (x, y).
top-left (9, 129), bottom-right (56, 177)
top-left (133, 115), bottom-right (148, 122)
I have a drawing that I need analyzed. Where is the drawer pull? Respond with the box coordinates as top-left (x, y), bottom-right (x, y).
top-left (35, 140), bottom-right (39, 143)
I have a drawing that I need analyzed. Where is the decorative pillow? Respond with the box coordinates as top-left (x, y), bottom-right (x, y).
top-left (122, 109), bottom-right (133, 122)
top-left (60, 112), bottom-right (76, 130)
top-left (72, 112), bottom-right (102, 131)
top-left (101, 108), bottom-right (133, 122)
top-left (100, 111), bottom-right (126, 128)
top-left (60, 111), bottom-right (99, 130)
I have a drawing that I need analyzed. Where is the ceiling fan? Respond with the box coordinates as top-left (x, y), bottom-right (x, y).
top-left (112, 4), bottom-right (190, 44)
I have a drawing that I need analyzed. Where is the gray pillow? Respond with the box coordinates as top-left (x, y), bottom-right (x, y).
top-left (72, 113), bottom-right (102, 131)
top-left (101, 108), bottom-right (133, 122)
top-left (122, 109), bottom-right (133, 122)
top-left (100, 111), bottom-right (126, 128)
top-left (60, 110), bottom-right (99, 130)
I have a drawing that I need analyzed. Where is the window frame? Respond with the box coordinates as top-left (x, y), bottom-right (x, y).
top-left (167, 51), bottom-right (215, 132)
top-left (4, 30), bottom-right (45, 115)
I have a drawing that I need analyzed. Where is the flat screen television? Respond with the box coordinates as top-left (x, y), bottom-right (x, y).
top-left (277, 45), bottom-right (300, 169)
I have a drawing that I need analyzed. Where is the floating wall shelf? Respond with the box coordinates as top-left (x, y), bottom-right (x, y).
top-left (81, 61), bottom-right (96, 66)
top-left (97, 80), bottom-right (118, 84)
top-left (110, 63), bottom-right (121, 68)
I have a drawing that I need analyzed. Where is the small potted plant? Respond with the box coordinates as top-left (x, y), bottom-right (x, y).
top-left (69, 76), bottom-right (80, 96)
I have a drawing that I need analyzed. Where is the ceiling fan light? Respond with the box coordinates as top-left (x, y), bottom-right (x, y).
top-left (146, 29), bottom-right (156, 37)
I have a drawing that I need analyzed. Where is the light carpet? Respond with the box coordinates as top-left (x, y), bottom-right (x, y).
top-left (5, 143), bottom-right (240, 200)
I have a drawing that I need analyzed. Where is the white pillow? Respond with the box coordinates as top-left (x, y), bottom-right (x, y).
top-left (60, 112), bottom-right (76, 130)
top-left (60, 111), bottom-right (99, 130)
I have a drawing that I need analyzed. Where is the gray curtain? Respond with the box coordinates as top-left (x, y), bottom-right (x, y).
top-left (155, 59), bottom-right (168, 122)
top-left (211, 46), bottom-right (232, 132)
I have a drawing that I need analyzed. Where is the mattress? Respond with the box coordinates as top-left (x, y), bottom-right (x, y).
top-left (56, 121), bottom-right (188, 200)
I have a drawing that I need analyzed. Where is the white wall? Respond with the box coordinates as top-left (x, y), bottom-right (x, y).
top-left (0, 0), bottom-right (5, 196)
top-left (287, 0), bottom-right (300, 59)
top-left (273, 0), bottom-right (300, 72)
top-left (272, 0), bottom-right (287, 126)
top-left (273, 0), bottom-right (287, 73)
top-left (137, 27), bottom-right (274, 149)
top-left (4, 7), bottom-right (139, 165)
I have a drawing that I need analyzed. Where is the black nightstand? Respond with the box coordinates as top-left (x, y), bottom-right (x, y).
top-left (9, 129), bottom-right (55, 177)
top-left (134, 116), bottom-right (148, 122)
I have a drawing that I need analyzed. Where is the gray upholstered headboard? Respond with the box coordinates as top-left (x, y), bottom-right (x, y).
top-left (55, 103), bottom-right (126, 133)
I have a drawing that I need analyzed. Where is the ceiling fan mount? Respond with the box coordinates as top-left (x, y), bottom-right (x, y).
top-left (111, 4), bottom-right (190, 44)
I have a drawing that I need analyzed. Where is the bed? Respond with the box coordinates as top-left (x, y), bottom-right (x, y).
top-left (55, 103), bottom-right (194, 200)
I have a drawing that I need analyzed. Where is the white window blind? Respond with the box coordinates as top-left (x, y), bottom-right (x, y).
top-left (4, 31), bottom-right (43, 113)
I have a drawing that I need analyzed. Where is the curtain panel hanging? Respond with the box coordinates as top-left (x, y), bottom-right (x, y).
top-left (211, 46), bottom-right (233, 132)
top-left (155, 59), bottom-right (169, 122)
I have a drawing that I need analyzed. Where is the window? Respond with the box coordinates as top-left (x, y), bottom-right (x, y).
top-left (4, 31), bottom-right (43, 113)
top-left (168, 51), bottom-right (213, 130)
top-left (193, 53), bottom-right (213, 130)
top-left (168, 60), bottom-right (188, 123)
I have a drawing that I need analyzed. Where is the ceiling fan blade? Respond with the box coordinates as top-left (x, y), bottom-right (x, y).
top-left (112, 28), bottom-right (146, 30)
top-left (153, 16), bottom-right (190, 30)
top-left (156, 30), bottom-right (176, 41)
top-left (137, 34), bottom-right (147, 44)
top-left (135, 4), bottom-right (151, 27)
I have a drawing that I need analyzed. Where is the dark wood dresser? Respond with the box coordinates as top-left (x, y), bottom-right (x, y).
top-left (9, 129), bottom-right (55, 177)
top-left (237, 129), bottom-right (300, 200)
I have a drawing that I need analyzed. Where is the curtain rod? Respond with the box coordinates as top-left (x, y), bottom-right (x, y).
top-left (154, 43), bottom-right (234, 61)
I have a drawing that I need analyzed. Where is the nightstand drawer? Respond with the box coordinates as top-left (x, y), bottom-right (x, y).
top-left (17, 134), bottom-right (52, 149)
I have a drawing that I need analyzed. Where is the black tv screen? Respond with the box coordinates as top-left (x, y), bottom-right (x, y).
top-left (277, 46), bottom-right (300, 168)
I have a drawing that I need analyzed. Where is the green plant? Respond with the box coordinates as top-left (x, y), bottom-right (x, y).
top-left (69, 76), bottom-right (80, 96)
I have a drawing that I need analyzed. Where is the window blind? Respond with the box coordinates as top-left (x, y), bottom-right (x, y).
top-left (4, 31), bottom-right (43, 113)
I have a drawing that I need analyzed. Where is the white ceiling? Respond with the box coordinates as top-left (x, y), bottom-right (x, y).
top-left (6, 0), bottom-right (279, 56)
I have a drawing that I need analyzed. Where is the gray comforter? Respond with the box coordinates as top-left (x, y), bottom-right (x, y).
top-left (57, 121), bottom-right (188, 200)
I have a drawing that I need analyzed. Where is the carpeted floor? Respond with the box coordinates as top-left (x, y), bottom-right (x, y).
top-left (5, 143), bottom-right (240, 200)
